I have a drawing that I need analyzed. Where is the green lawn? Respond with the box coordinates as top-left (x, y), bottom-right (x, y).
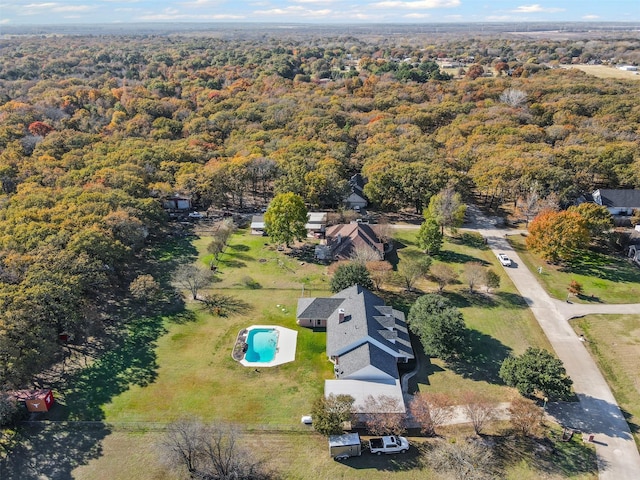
top-left (509, 234), bottom-right (640, 304)
top-left (8, 226), bottom-right (596, 480)
top-left (393, 229), bottom-right (553, 403)
top-left (570, 314), bottom-right (640, 449)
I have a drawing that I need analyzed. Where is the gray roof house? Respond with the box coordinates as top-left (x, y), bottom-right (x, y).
top-left (592, 189), bottom-right (640, 216)
top-left (343, 173), bottom-right (368, 209)
top-left (296, 285), bottom-right (414, 413)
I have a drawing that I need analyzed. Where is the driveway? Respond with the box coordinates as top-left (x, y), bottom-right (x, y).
top-left (465, 205), bottom-right (640, 480)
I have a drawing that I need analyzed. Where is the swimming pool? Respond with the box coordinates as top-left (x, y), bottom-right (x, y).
top-left (244, 328), bottom-right (279, 363)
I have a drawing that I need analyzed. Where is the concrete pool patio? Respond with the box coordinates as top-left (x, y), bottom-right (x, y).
top-left (235, 325), bottom-right (298, 367)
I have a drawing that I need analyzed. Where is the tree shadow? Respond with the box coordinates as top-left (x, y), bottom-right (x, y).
top-left (436, 250), bottom-right (487, 265)
top-left (450, 329), bottom-right (512, 384)
top-left (217, 259), bottom-right (247, 268)
top-left (0, 422), bottom-right (111, 479)
top-left (563, 250), bottom-right (640, 284)
top-left (228, 244), bottom-right (250, 252)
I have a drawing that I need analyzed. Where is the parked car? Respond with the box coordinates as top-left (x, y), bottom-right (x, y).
top-left (369, 435), bottom-right (409, 455)
top-left (300, 415), bottom-right (312, 425)
top-left (188, 211), bottom-right (205, 219)
top-left (498, 253), bottom-right (512, 266)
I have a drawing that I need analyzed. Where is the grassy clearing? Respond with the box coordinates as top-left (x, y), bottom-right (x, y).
top-left (508, 234), bottom-right (640, 304)
top-left (393, 229), bottom-right (553, 403)
top-left (68, 423), bottom-right (596, 480)
top-left (560, 64), bottom-right (640, 81)
top-left (570, 314), bottom-right (640, 449)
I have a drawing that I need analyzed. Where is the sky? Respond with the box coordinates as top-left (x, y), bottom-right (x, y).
top-left (0, 0), bottom-right (639, 25)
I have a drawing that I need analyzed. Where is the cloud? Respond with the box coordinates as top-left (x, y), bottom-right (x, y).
top-left (372, 0), bottom-right (460, 8)
top-left (404, 13), bottom-right (432, 18)
top-left (253, 6), bottom-right (333, 17)
top-left (512, 4), bottom-right (565, 13)
top-left (582, 14), bottom-right (599, 19)
top-left (138, 7), bottom-right (244, 20)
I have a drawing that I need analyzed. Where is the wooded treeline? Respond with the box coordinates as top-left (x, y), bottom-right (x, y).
top-left (1, 32), bottom-right (639, 388)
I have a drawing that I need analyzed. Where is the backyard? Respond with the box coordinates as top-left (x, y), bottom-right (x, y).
top-left (2, 225), bottom-right (595, 479)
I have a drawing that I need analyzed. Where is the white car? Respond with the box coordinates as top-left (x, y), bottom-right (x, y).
top-left (498, 253), bottom-right (512, 267)
top-left (188, 211), bottom-right (204, 219)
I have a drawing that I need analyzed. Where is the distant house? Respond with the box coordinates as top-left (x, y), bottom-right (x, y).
top-left (162, 195), bottom-right (192, 211)
top-left (618, 65), bottom-right (638, 71)
top-left (305, 212), bottom-right (328, 237)
top-left (591, 189), bottom-right (640, 216)
top-left (343, 174), bottom-right (368, 210)
top-left (315, 223), bottom-right (384, 261)
top-left (296, 285), bottom-right (414, 414)
top-left (250, 215), bottom-right (266, 235)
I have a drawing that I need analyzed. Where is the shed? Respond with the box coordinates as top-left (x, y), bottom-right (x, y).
top-left (12, 389), bottom-right (55, 412)
top-left (162, 195), bottom-right (192, 211)
top-left (329, 432), bottom-right (361, 459)
top-left (250, 215), bottom-right (266, 235)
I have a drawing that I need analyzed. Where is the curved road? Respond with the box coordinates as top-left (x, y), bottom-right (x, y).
top-left (463, 206), bottom-right (640, 480)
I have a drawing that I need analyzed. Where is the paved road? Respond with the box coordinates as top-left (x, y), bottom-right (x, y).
top-left (463, 206), bottom-right (640, 480)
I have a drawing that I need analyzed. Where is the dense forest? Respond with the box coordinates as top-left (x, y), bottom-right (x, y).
top-left (1, 29), bottom-right (639, 389)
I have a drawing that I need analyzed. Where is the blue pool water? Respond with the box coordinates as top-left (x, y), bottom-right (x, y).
top-left (244, 328), bottom-right (279, 363)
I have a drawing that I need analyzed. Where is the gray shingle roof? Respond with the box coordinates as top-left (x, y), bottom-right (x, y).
top-left (336, 343), bottom-right (398, 380)
top-left (297, 298), bottom-right (345, 320)
top-left (595, 189), bottom-right (640, 209)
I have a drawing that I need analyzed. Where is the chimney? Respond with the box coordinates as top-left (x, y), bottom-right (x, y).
top-left (338, 308), bottom-right (345, 323)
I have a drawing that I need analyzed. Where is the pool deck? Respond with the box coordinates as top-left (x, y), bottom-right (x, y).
top-left (239, 325), bottom-right (298, 367)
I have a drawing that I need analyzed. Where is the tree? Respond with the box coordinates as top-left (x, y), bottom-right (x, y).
top-left (568, 279), bottom-right (583, 297)
top-left (463, 262), bottom-right (486, 293)
top-left (0, 393), bottom-right (19, 427)
top-left (174, 264), bottom-right (212, 300)
top-left (569, 202), bottom-right (613, 244)
top-left (426, 187), bottom-right (466, 234)
top-left (129, 274), bottom-right (162, 310)
top-left (526, 209), bottom-right (589, 264)
top-left (310, 394), bottom-right (355, 436)
top-left (632, 209), bottom-right (640, 226)
top-left (499, 347), bottom-right (573, 400)
top-left (465, 64), bottom-right (485, 80)
top-left (499, 88), bottom-right (527, 108)
top-left (264, 192), bottom-right (308, 247)
top-left (367, 260), bottom-right (393, 290)
top-left (430, 263), bottom-right (458, 293)
top-left (485, 270), bottom-right (500, 293)
top-left (516, 191), bottom-right (559, 227)
top-left (330, 262), bottom-right (374, 293)
top-left (351, 245), bottom-right (383, 265)
top-left (408, 294), bottom-right (469, 362)
top-left (362, 395), bottom-right (406, 436)
top-left (159, 419), bottom-right (272, 479)
top-left (207, 236), bottom-right (226, 262)
top-left (508, 396), bottom-right (544, 437)
top-left (409, 392), bottom-right (453, 436)
top-left (396, 256), bottom-right (431, 292)
top-left (429, 439), bottom-right (496, 480)
top-left (417, 218), bottom-right (443, 255)
top-left (372, 223), bottom-right (394, 246)
top-left (462, 391), bottom-right (498, 435)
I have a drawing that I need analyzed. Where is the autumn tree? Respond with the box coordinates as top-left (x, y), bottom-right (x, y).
top-left (417, 217), bottom-right (443, 255)
top-left (426, 187), bottom-right (466, 234)
top-left (499, 347), bottom-right (573, 400)
top-left (129, 274), bottom-right (162, 310)
top-left (568, 279), bottom-right (583, 297)
top-left (310, 394), bottom-right (355, 436)
top-left (429, 440), bottom-right (496, 480)
top-left (396, 255), bottom-right (431, 292)
top-left (462, 391), bottom-right (498, 435)
top-left (508, 396), bottom-right (544, 437)
top-left (367, 260), bottom-right (393, 290)
top-left (429, 263), bottom-right (458, 293)
top-left (409, 392), bottom-right (453, 436)
top-left (264, 192), bottom-right (308, 247)
top-left (569, 202), bottom-right (613, 244)
top-left (526, 209), bottom-right (589, 264)
top-left (362, 395), bottom-right (406, 436)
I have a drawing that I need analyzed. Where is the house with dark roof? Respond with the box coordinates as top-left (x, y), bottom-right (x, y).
top-left (592, 189), bottom-right (640, 216)
top-left (296, 285), bottom-right (414, 413)
top-left (315, 223), bottom-right (384, 261)
top-left (343, 173), bottom-right (368, 210)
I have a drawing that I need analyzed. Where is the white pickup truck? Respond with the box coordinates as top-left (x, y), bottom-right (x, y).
top-left (368, 435), bottom-right (410, 455)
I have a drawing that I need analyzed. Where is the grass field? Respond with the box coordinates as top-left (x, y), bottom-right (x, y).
top-left (3, 226), bottom-right (595, 479)
top-left (70, 423), bottom-right (596, 480)
top-left (509, 233), bottom-right (640, 304)
top-left (560, 64), bottom-right (640, 81)
top-left (393, 229), bottom-right (552, 403)
top-left (570, 314), bottom-right (640, 449)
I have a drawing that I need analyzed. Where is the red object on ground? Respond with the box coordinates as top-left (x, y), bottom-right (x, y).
top-left (11, 389), bottom-right (55, 412)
